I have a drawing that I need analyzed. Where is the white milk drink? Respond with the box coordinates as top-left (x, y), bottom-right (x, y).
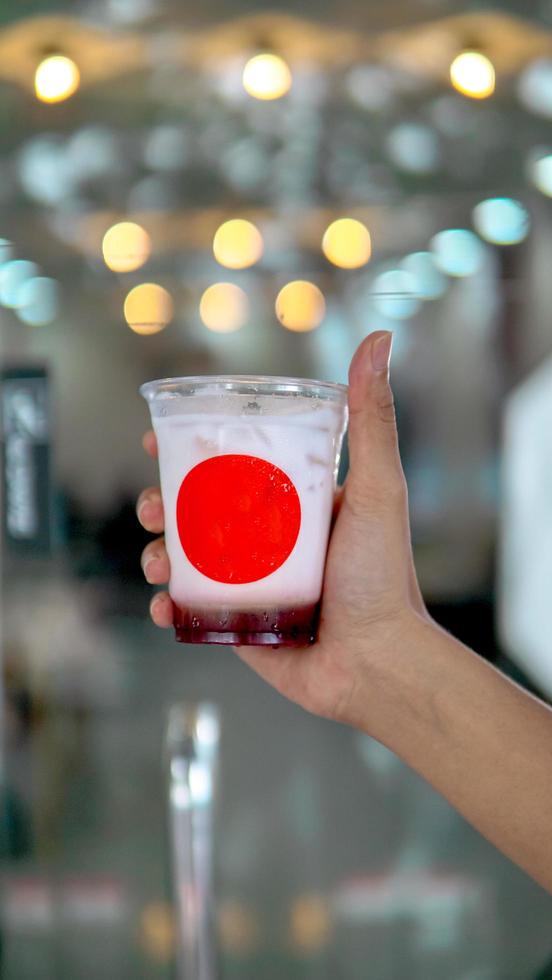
top-left (141, 377), bottom-right (348, 646)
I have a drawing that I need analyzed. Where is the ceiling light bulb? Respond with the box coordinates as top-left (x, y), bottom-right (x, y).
top-left (35, 55), bottom-right (80, 104)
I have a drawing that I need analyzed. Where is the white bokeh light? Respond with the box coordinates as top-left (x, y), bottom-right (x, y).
top-left (66, 126), bottom-right (120, 182)
top-left (345, 65), bottom-right (397, 112)
top-left (19, 136), bottom-right (74, 205)
top-left (518, 59), bottom-right (552, 118)
top-left (430, 229), bottom-right (486, 278)
top-left (144, 125), bottom-right (189, 172)
top-left (16, 277), bottom-right (60, 326)
top-left (472, 198), bottom-right (530, 246)
top-left (371, 269), bottom-right (421, 320)
top-left (0, 239), bottom-right (13, 266)
top-left (529, 153), bottom-right (552, 197)
top-left (400, 252), bottom-right (447, 300)
top-left (386, 123), bottom-right (441, 175)
top-left (0, 260), bottom-right (39, 308)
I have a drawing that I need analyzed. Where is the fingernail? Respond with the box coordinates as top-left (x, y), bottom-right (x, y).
top-left (142, 550), bottom-right (162, 579)
top-left (143, 558), bottom-right (157, 583)
top-left (138, 497), bottom-right (158, 522)
top-left (150, 594), bottom-right (162, 615)
top-left (371, 332), bottom-right (393, 372)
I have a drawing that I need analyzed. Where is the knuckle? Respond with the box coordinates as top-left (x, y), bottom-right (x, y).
top-left (150, 596), bottom-right (163, 621)
top-left (137, 487), bottom-right (159, 512)
top-left (140, 547), bottom-right (153, 570)
top-left (145, 487), bottom-right (162, 504)
top-left (346, 472), bottom-right (406, 517)
top-left (387, 473), bottom-right (407, 503)
top-left (376, 391), bottom-right (396, 425)
top-left (142, 538), bottom-right (165, 565)
top-left (151, 593), bottom-right (172, 627)
top-left (344, 484), bottom-right (381, 518)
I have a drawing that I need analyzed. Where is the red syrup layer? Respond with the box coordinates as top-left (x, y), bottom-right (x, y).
top-left (172, 601), bottom-right (319, 647)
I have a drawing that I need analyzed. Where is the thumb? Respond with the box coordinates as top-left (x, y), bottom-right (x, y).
top-left (346, 331), bottom-right (405, 508)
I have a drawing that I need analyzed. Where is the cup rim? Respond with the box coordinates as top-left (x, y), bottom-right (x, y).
top-left (140, 374), bottom-right (348, 402)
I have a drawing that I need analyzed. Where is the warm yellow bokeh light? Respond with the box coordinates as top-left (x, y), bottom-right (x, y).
top-left (102, 222), bottom-right (151, 273)
top-left (213, 219), bottom-right (264, 269)
top-left (140, 903), bottom-right (176, 962)
top-left (290, 895), bottom-right (332, 952)
top-left (34, 55), bottom-right (80, 104)
top-left (322, 218), bottom-right (372, 269)
top-left (450, 51), bottom-right (495, 99)
top-left (199, 283), bottom-right (249, 333)
top-left (275, 280), bottom-right (326, 332)
top-left (123, 283), bottom-right (173, 335)
top-left (218, 899), bottom-right (260, 955)
top-left (242, 54), bottom-right (292, 100)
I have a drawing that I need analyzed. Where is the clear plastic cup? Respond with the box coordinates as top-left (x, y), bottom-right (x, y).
top-left (140, 375), bottom-right (348, 647)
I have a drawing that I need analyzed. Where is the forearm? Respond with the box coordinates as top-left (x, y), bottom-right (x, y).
top-left (353, 614), bottom-right (552, 893)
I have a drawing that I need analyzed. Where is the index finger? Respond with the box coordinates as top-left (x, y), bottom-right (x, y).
top-left (142, 430), bottom-right (158, 459)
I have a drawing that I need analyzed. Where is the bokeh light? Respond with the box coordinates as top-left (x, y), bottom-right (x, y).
top-left (16, 277), bottom-right (60, 326)
top-left (220, 138), bottom-right (268, 193)
top-left (322, 218), bottom-right (372, 269)
top-left (212, 219), bottom-right (264, 269)
top-left (143, 125), bottom-right (188, 172)
top-left (450, 51), bottom-right (495, 100)
top-left (18, 134), bottom-right (72, 205)
top-left (290, 894), bottom-right (332, 953)
top-left (0, 260), bottom-right (39, 308)
top-left (275, 281), bottom-right (326, 332)
top-left (108, 0), bottom-right (155, 23)
top-left (371, 269), bottom-right (421, 320)
top-left (123, 283), bottom-right (173, 335)
top-left (472, 198), bottom-right (530, 246)
top-left (345, 65), bottom-right (397, 113)
top-left (199, 283), bottom-right (249, 332)
top-left (102, 222), bottom-right (151, 273)
top-left (518, 60), bottom-right (552, 119)
top-left (430, 229), bottom-right (486, 277)
top-left (218, 899), bottom-right (260, 955)
top-left (242, 54), bottom-right (292, 100)
top-left (34, 55), bottom-right (80, 104)
top-left (386, 123), bottom-right (441, 175)
top-left (400, 252), bottom-right (447, 300)
top-left (530, 153), bottom-right (552, 196)
top-left (0, 239), bottom-right (13, 266)
top-left (67, 126), bottom-right (120, 181)
top-left (140, 902), bottom-right (175, 962)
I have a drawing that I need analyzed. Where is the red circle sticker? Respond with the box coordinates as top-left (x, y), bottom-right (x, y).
top-left (176, 454), bottom-right (302, 584)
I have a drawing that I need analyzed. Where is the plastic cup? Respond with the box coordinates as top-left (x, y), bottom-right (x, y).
top-left (140, 375), bottom-right (348, 647)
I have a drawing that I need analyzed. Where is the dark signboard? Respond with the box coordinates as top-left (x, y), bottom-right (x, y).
top-left (1, 366), bottom-right (52, 557)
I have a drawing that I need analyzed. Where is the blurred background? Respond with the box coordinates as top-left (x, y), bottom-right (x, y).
top-left (2, 1), bottom-right (552, 977)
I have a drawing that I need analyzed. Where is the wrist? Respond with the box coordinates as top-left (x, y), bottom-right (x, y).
top-left (337, 609), bottom-right (445, 743)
